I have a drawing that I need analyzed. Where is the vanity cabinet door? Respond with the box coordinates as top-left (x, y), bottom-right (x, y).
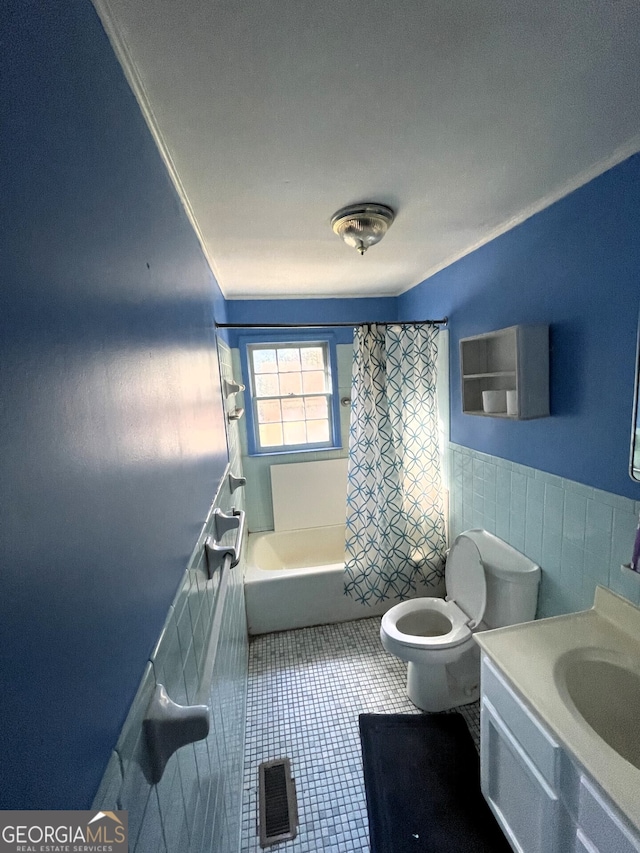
top-left (575, 828), bottom-right (601, 853)
top-left (481, 697), bottom-right (562, 853)
top-left (577, 776), bottom-right (640, 853)
top-left (481, 657), bottom-right (559, 786)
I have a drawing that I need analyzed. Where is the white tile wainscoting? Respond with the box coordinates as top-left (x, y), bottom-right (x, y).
top-left (91, 341), bottom-right (249, 853)
top-left (448, 443), bottom-right (640, 617)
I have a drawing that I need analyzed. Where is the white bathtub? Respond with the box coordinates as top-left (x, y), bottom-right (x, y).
top-left (244, 524), bottom-right (391, 634)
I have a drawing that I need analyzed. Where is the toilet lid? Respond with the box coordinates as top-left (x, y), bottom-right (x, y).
top-left (445, 535), bottom-right (487, 627)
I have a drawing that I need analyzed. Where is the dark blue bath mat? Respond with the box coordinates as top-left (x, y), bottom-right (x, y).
top-left (359, 713), bottom-right (511, 853)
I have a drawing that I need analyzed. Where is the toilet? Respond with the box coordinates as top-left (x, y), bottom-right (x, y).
top-left (380, 529), bottom-right (540, 712)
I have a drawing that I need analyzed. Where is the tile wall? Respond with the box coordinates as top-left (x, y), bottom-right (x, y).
top-left (92, 341), bottom-right (248, 853)
top-left (448, 442), bottom-right (640, 617)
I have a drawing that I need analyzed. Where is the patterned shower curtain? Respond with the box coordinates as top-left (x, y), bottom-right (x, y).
top-left (344, 323), bottom-right (446, 604)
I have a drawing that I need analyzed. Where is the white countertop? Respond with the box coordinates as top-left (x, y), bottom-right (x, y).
top-left (475, 586), bottom-right (640, 832)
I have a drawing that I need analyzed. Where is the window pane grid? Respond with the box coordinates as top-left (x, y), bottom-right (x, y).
top-left (249, 342), bottom-right (334, 451)
top-left (253, 392), bottom-right (332, 402)
top-left (255, 396), bottom-right (330, 423)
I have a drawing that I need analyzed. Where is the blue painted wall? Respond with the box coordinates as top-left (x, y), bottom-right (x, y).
top-left (228, 163), bottom-right (640, 504)
top-left (0, 1), bottom-right (228, 808)
top-left (3, 0), bottom-right (639, 812)
top-left (399, 154), bottom-right (640, 500)
top-left (225, 296), bottom-right (397, 344)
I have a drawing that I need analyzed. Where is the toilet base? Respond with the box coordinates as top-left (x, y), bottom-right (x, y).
top-left (406, 656), bottom-right (480, 713)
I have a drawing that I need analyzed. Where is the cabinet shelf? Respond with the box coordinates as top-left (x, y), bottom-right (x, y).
top-left (460, 324), bottom-right (549, 420)
top-left (465, 410), bottom-right (519, 419)
top-left (463, 371), bottom-right (517, 380)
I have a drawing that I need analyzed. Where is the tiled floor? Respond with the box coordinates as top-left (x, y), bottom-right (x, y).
top-left (240, 617), bottom-right (480, 853)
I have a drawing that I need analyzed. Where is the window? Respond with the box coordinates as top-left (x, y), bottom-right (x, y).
top-left (241, 336), bottom-right (341, 455)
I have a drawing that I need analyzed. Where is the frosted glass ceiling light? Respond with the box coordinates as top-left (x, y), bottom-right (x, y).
top-left (331, 203), bottom-right (395, 255)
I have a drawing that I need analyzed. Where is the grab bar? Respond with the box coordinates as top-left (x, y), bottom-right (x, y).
top-left (204, 507), bottom-right (246, 578)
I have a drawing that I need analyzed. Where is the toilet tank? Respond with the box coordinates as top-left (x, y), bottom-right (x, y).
top-left (462, 529), bottom-right (540, 628)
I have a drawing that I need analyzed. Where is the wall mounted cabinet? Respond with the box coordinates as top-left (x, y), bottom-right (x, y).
top-left (460, 324), bottom-right (549, 419)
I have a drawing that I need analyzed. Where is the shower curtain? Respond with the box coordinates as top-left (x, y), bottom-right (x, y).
top-left (344, 323), bottom-right (446, 604)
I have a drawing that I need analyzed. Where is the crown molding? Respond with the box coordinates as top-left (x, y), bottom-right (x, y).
top-left (397, 134), bottom-right (640, 295)
top-left (93, 0), bottom-right (226, 293)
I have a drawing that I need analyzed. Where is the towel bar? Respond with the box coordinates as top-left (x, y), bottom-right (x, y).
top-left (143, 549), bottom-right (234, 784)
top-left (204, 507), bottom-right (246, 578)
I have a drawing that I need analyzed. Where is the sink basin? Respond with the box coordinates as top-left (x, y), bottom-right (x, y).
top-left (556, 648), bottom-right (640, 770)
top-left (476, 587), bottom-right (640, 832)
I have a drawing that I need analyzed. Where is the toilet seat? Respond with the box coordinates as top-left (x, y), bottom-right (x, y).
top-left (381, 532), bottom-right (488, 653)
top-left (379, 528), bottom-right (541, 713)
top-left (381, 598), bottom-right (473, 650)
top-left (445, 534), bottom-right (486, 629)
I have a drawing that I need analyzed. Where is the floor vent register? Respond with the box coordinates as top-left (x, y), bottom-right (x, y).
top-left (258, 757), bottom-right (298, 847)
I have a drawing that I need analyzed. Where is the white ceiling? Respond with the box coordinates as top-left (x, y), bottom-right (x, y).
top-left (97, 0), bottom-right (640, 300)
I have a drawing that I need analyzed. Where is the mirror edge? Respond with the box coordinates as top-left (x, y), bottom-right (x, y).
top-left (630, 310), bottom-right (640, 482)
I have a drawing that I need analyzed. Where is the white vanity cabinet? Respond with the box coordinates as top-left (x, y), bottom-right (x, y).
top-left (480, 655), bottom-right (640, 853)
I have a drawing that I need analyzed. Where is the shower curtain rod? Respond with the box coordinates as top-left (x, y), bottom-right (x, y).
top-left (215, 318), bottom-right (448, 329)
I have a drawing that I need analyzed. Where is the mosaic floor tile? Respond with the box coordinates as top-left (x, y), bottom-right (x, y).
top-left (240, 617), bottom-right (480, 853)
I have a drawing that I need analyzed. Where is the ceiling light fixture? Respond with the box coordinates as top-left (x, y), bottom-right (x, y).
top-left (331, 203), bottom-right (395, 255)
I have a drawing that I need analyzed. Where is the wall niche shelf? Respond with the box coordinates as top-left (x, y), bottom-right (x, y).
top-left (460, 324), bottom-right (549, 419)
